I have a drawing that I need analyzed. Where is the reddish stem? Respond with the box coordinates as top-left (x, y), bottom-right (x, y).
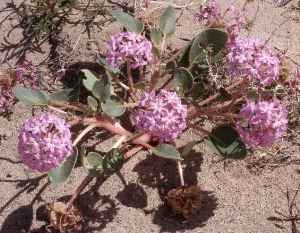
top-left (189, 79), bottom-right (246, 118)
top-left (66, 175), bottom-right (94, 211)
top-left (124, 146), bottom-right (144, 159)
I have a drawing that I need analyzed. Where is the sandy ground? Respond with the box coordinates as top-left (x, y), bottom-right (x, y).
top-left (0, 0), bottom-right (300, 233)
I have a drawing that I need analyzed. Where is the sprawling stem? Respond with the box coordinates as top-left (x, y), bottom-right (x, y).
top-left (190, 97), bottom-right (244, 120)
top-left (49, 101), bottom-right (88, 113)
top-left (124, 145), bottom-right (144, 159)
top-left (127, 61), bottom-right (135, 95)
top-left (198, 79), bottom-right (245, 107)
top-left (65, 117), bottom-right (152, 207)
top-left (177, 161), bottom-right (185, 186)
top-left (48, 105), bottom-right (68, 115)
top-left (112, 135), bottom-right (127, 148)
top-left (72, 124), bottom-right (98, 147)
top-left (66, 175), bottom-right (94, 210)
top-left (189, 79), bottom-right (246, 118)
top-left (66, 135), bottom-right (128, 211)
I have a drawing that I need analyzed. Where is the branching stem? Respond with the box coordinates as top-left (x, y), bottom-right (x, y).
top-left (177, 161), bottom-right (185, 186)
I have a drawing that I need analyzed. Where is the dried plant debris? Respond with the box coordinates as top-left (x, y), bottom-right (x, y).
top-left (47, 202), bottom-right (83, 233)
top-left (166, 185), bottom-right (203, 220)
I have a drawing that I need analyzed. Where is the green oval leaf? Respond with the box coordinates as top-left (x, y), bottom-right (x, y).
top-left (159, 6), bottom-right (176, 36)
top-left (174, 67), bottom-right (193, 94)
top-left (49, 89), bottom-right (73, 102)
top-left (103, 148), bottom-right (124, 172)
top-left (87, 96), bottom-right (98, 112)
top-left (111, 11), bottom-right (144, 34)
top-left (81, 69), bottom-right (98, 91)
top-left (92, 78), bottom-right (111, 102)
top-left (82, 152), bottom-right (104, 176)
top-left (152, 144), bottom-right (182, 160)
top-left (48, 148), bottom-right (78, 184)
top-left (178, 42), bottom-right (192, 67)
top-left (189, 28), bottom-right (228, 65)
top-left (101, 96), bottom-right (125, 117)
top-left (13, 86), bottom-right (48, 105)
top-left (208, 125), bottom-right (247, 159)
top-left (150, 29), bottom-right (163, 48)
top-left (191, 82), bottom-right (205, 99)
top-left (85, 152), bottom-right (103, 169)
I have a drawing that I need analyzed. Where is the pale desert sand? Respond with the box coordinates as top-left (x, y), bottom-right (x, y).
top-left (0, 0), bottom-right (300, 233)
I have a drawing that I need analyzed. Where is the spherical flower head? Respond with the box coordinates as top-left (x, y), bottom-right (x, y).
top-left (132, 90), bottom-right (187, 142)
top-left (236, 100), bottom-right (288, 147)
top-left (227, 37), bottom-right (280, 86)
top-left (106, 31), bottom-right (153, 69)
top-left (195, 0), bottom-right (221, 26)
top-left (18, 113), bottom-right (73, 172)
top-left (15, 61), bottom-right (40, 89)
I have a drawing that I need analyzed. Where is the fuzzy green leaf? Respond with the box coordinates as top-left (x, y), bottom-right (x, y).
top-left (85, 152), bottom-right (103, 170)
top-left (82, 152), bottom-right (104, 176)
top-left (87, 96), bottom-right (98, 112)
top-left (152, 144), bottom-right (182, 160)
top-left (150, 29), bottom-right (163, 48)
top-left (174, 67), bottom-right (194, 94)
top-left (189, 28), bottom-right (228, 65)
top-left (191, 82), bottom-right (205, 99)
top-left (159, 6), bottom-right (176, 36)
top-left (178, 42), bottom-right (192, 67)
top-left (111, 11), bottom-right (144, 33)
top-left (49, 89), bottom-right (73, 102)
top-left (13, 86), bottom-right (48, 105)
top-left (81, 69), bottom-right (98, 91)
top-left (48, 148), bottom-right (78, 184)
top-left (101, 96), bottom-right (125, 117)
top-left (92, 78), bottom-right (111, 102)
top-left (208, 125), bottom-right (247, 159)
top-left (103, 148), bottom-right (124, 172)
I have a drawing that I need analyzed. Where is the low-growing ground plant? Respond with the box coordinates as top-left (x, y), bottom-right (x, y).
top-left (1, 0), bottom-right (300, 232)
top-left (0, 0), bottom-right (130, 64)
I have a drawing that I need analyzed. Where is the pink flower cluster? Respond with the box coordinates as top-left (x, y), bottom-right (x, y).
top-left (15, 61), bottom-right (40, 89)
top-left (18, 113), bottom-right (73, 172)
top-left (195, 0), bottom-right (221, 26)
top-left (227, 37), bottom-right (280, 86)
top-left (106, 32), bottom-right (152, 69)
top-left (236, 100), bottom-right (288, 147)
top-left (132, 90), bottom-right (187, 142)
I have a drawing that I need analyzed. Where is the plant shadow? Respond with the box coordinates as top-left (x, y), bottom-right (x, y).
top-left (34, 176), bottom-right (120, 233)
top-left (0, 177), bottom-right (48, 233)
top-left (0, 205), bottom-right (34, 233)
top-left (133, 147), bottom-right (204, 199)
top-left (116, 182), bottom-right (148, 209)
top-left (153, 190), bottom-right (218, 232)
top-left (133, 146), bottom-right (218, 231)
top-left (0, 175), bottom-right (47, 214)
